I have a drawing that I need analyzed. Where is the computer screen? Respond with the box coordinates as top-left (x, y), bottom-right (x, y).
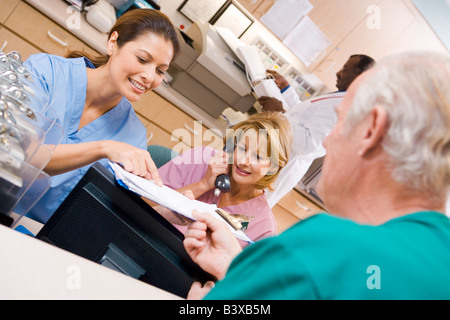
top-left (36, 162), bottom-right (214, 298)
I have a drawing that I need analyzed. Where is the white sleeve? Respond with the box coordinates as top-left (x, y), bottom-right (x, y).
top-left (281, 86), bottom-right (301, 111)
top-left (285, 94), bottom-right (343, 155)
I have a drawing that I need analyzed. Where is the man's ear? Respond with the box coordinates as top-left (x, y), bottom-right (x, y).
top-left (106, 31), bottom-right (119, 56)
top-left (359, 105), bottom-right (388, 157)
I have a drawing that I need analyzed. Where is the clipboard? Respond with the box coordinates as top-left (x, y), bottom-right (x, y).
top-left (109, 162), bottom-right (253, 244)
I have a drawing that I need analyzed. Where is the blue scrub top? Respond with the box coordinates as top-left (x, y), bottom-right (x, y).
top-left (23, 53), bottom-right (147, 223)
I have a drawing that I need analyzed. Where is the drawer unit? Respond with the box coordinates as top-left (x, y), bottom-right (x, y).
top-left (5, 2), bottom-right (99, 57)
top-left (133, 91), bottom-right (167, 121)
top-left (146, 122), bottom-right (191, 151)
top-left (0, 0), bottom-right (20, 24)
top-left (0, 27), bottom-right (40, 59)
top-left (271, 189), bottom-right (327, 234)
top-left (134, 91), bottom-right (222, 150)
top-left (277, 189), bottom-right (325, 221)
top-left (272, 204), bottom-right (301, 234)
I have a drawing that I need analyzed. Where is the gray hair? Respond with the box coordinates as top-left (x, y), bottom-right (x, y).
top-left (345, 51), bottom-right (450, 199)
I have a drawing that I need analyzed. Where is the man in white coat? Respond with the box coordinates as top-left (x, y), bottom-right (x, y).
top-left (261, 54), bottom-right (375, 208)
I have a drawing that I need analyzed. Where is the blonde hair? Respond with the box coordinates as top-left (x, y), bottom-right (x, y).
top-left (225, 112), bottom-right (293, 190)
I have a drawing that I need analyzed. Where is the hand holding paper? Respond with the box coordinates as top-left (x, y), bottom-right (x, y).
top-left (109, 162), bottom-right (253, 243)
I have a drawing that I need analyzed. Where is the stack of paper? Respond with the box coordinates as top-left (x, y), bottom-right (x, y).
top-left (109, 162), bottom-right (253, 243)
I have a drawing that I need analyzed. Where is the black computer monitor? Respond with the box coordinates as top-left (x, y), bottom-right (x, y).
top-left (36, 162), bottom-right (214, 298)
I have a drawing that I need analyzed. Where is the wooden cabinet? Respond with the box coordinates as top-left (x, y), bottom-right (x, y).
top-left (272, 189), bottom-right (326, 233)
top-left (0, 0), bottom-right (20, 25)
top-left (151, 101), bottom-right (223, 150)
top-left (0, 27), bottom-right (40, 59)
top-left (4, 1), bottom-right (99, 57)
top-left (132, 91), bottom-right (223, 151)
top-left (272, 204), bottom-right (299, 234)
top-left (278, 189), bottom-right (324, 219)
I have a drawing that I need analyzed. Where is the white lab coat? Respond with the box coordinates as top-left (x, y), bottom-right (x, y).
top-left (281, 85), bottom-right (301, 110)
top-left (266, 87), bottom-right (345, 208)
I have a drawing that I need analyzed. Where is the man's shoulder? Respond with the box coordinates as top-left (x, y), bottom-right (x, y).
top-left (270, 213), bottom-right (379, 255)
top-left (283, 213), bottom-right (360, 236)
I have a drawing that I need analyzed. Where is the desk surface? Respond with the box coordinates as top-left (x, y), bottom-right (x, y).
top-left (0, 222), bottom-right (182, 300)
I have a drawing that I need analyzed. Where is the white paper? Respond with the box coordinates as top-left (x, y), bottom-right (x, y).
top-left (215, 26), bottom-right (246, 56)
top-left (109, 162), bottom-right (253, 243)
top-left (236, 45), bottom-right (267, 82)
top-left (282, 16), bottom-right (331, 66)
top-left (253, 79), bottom-right (290, 110)
top-left (260, 0), bottom-right (313, 40)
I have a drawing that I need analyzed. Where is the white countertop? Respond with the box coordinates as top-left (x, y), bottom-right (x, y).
top-left (0, 222), bottom-right (182, 299)
top-left (25, 0), bottom-right (228, 135)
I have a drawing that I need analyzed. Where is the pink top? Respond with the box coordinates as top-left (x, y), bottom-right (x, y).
top-left (158, 147), bottom-right (277, 246)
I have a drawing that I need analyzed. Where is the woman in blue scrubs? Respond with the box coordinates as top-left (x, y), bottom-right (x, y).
top-left (24, 9), bottom-right (180, 223)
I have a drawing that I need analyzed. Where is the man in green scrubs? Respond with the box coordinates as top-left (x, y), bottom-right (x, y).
top-left (183, 51), bottom-right (450, 300)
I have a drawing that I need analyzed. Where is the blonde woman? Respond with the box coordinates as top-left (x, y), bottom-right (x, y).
top-left (158, 112), bottom-right (293, 246)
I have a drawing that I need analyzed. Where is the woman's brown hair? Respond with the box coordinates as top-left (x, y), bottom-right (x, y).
top-left (67, 9), bottom-right (180, 67)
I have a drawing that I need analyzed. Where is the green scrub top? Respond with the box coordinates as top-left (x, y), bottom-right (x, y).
top-left (205, 212), bottom-right (450, 300)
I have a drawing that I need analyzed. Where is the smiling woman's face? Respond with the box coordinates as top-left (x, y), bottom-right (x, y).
top-left (106, 31), bottom-right (174, 102)
top-left (231, 130), bottom-right (274, 188)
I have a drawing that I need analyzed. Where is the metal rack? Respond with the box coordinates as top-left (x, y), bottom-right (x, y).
top-left (0, 50), bottom-right (63, 227)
